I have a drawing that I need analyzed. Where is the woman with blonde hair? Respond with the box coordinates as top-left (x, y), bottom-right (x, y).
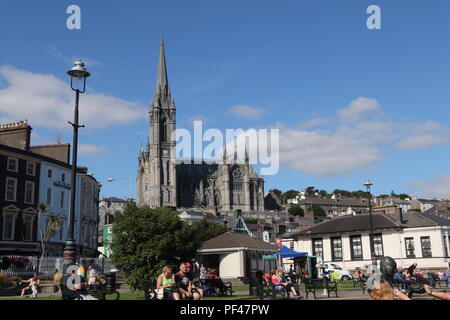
top-left (156, 266), bottom-right (180, 300)
top-left (369, 280), bottom-right (410, 300)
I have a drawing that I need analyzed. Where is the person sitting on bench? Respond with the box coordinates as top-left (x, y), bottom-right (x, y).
top-left (272, 269), bottom-right (299, 298)
top-left (157, 266), bottom-right (180, 300)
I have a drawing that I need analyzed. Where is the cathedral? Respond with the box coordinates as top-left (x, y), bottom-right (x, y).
top-left (136, 39), bottom-right (265, 215)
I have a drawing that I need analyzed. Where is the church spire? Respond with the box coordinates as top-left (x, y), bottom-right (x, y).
top-left (155, 36), bottom-right (169, 96)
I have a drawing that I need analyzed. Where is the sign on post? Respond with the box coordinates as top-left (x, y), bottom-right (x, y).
top-left (103, 225), bottom-right (114, 258)
top-left (275, 238), bottom-right (282, 247)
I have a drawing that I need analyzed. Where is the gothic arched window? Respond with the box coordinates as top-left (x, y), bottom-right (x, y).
top-left (160, 115), bottom-right (168, 143)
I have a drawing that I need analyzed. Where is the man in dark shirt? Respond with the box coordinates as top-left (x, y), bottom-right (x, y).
top-left (174, 262), bottom-right (203, 300)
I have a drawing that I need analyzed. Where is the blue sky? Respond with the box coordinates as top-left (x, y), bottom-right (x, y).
top-left (1, 0), bottom-right (450, 199)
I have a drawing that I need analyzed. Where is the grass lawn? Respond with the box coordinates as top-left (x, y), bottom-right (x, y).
top-left (231, 281), bottom-right (362, 292)
top-left (0, 280), bottom-right (362, 301)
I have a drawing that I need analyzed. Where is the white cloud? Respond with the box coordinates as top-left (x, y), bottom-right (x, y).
top-left (279, 127), bottom-right (382, 177)
top-left (0, 65), bottom-right (146, 130)
top-left (228, 105), bottom-right (266, 119)
top-left (79, 144), bottom-right (109, 155)
top-left (338, 97), bottom-right (381, 123)
top-left (298, 117), bottom-right (330, 129)
top-left (409, 174), bottom-right (450, 198)
top-left (396, 121), bottom-right (450, 151)
top-left (272, 99), bottom-right (450, 177)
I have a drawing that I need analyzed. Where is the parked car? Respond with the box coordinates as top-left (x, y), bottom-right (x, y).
top-left (321, 263), bottom-right (353, 280)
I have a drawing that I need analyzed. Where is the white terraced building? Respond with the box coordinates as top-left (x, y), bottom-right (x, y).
top-left (281, 210), bottom-right (450, 271)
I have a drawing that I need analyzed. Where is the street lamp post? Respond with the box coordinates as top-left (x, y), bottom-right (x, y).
top-left (63, 60), bottom-right (90, 273)
top-left (107, 177), bottom-right (133, 200)
top-left (364, 179), bottom-right (377, 272)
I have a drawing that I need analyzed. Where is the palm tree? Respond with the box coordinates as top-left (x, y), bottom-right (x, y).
top-left (37, 203), bottom-right (62, 274)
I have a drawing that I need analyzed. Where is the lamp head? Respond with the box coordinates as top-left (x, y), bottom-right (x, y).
top-left (363, 179), bottom-right (373, 189)
top-left (67, 60), bottom-right (90, 79)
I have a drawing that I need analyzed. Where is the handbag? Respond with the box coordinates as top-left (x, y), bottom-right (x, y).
top-left (156, 288), bottom-right (164, 299)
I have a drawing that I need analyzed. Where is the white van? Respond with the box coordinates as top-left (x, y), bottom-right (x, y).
top-left (321, 263), bottom-right (353, 280)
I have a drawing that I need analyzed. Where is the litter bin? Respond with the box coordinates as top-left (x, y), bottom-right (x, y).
top-left (249, 269), bottom-right (261, 298)
top-left (104, 272), bottom-right (117, 294)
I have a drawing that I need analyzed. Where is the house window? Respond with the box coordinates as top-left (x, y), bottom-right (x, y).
top-left (60, 191), bottom-right (65, 209)
top-left (2, 213), bottom-right (15, 240)
top-left (22, 215), bottom-right (33, 241)
top-left (59, 222), bottom-right (64, 241)
top-left (421, 236), bottom-right (432, 258)
top-left (331, 237), bottom-right (343, 261)
top-left (350, 235), bottom-right (363, 260)
top-left (405, 237), bottom-right (415, 258)
top-left (46, 188), bottom-right (52, 206)
top-left (371, 233), bottom-right (384, 257)
top-left (24, 181), bottom-right (35, 204)
top-left (5, 178), bottom-right (17, 201)
top-left (312, 238), bottom-right (323, 259)
top-left (7, 157), bottom-right (18, 172)
top-left (48, 169), bottom-right (53, 178)
top-left (444, 236), bottom-right (449, 258)
top-left (233, 183), bottom-right (243, 191)
top-left (26, 162), bottom-right (36, 176)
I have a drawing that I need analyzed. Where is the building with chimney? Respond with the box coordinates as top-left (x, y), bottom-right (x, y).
top-left (0, 120), bottom-right (100, 256)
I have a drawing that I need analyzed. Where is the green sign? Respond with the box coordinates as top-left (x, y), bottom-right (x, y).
top-left (103, 225), bottom-right (114, 258)
top-left (262, 255), bottom-right (276, 260)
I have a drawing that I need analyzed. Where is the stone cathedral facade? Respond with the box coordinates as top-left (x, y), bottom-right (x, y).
top-left (136, 40), bottom-right (265, 214)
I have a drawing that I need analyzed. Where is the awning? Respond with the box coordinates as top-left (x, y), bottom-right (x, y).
top-left (274, 246), bottom-right (308, 258)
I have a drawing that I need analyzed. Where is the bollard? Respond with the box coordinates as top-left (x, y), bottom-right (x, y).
top-left (104, 272), bottom-right (116, 294)
top-left (249, 269), bottom-right (261, 298)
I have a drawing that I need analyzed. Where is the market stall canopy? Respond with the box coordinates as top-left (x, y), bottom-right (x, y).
top-left (274, 246), bottom-right (308, 258)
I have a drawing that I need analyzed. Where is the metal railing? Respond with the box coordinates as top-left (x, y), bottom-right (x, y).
top-left (0, 256), bottom-right (116, 279)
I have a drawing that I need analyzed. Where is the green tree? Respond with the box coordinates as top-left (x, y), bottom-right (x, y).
top-left (318, 190), bottom-right (329, 198)
top-left (305, 186), bottom-right (318, 195)
top-left (281, 190), bottom-right (299, 204)
top-left (332, 189), bottom-right (351, 197)
top-left (191, 219), bottom-right (230, 243)
top-left (312, 205), bottom-right (326, 217)
top-left (288, 205), bottom-right (304, 217)
top-left (351, 190), bottom-right (370, 198)
top-left (111, 204), bottom-right (200, 290)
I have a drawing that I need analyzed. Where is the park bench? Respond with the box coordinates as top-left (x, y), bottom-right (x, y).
top-left (435, 279), bottom-right (449, 288)
top-left (59, 284), bottom-right (104, 300)
top-left (197, 278), bottom-right (234, 297)
top-left (59, 283), bottom-right (120, 300)
top-left (304, 279), bottom-right (338, 299)
top-left (351, 277), bottom-right (367, 294)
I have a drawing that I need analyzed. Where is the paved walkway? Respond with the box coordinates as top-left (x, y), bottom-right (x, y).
top-left (239, 287), bottom-right (447, 301)
top-left (3, 287), bottom-right (447, 300)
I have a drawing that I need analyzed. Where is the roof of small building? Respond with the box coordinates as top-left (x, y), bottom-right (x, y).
top-left (200, 231), bottom-right (278, 251)
top-left (285, 214), bottom-right (404, 237)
